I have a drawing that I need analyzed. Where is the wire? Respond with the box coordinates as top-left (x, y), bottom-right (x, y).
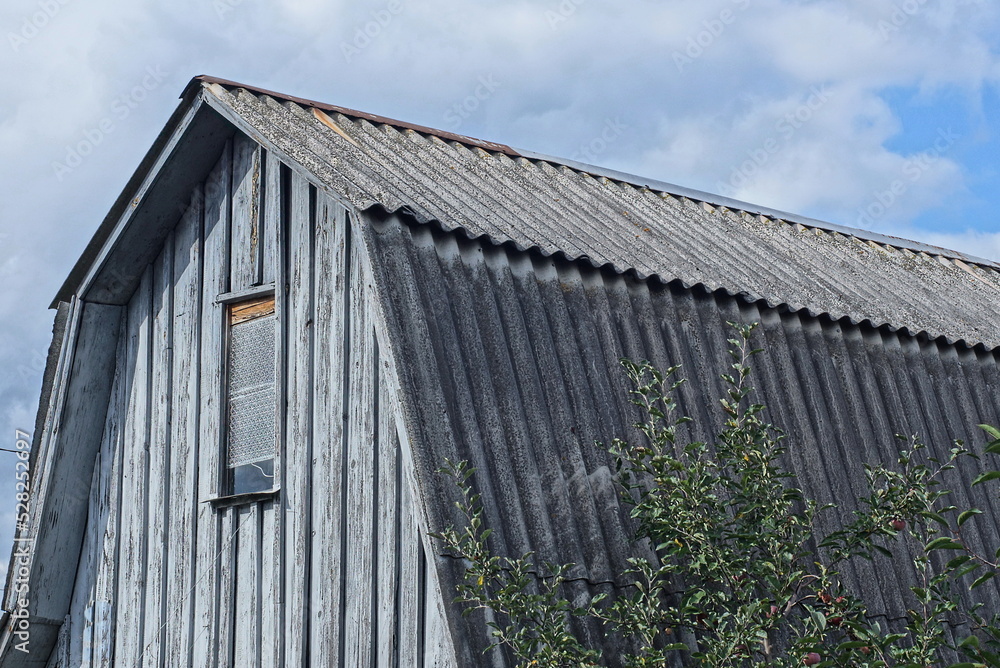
top-left (128, 506), bottom-right (259, 667)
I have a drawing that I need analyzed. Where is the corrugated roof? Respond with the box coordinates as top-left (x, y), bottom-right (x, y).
top-left (196, 77), bottom-right (1000, 350)
top-left (364, 212), bottom-right (1000, 664)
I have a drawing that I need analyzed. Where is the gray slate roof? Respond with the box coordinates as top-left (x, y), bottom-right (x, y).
top-left (199, 77), bottom-right (1000, 350)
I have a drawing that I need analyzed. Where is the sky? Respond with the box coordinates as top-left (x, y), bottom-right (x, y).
top-left (1, 0), bottom-right (1000, 588)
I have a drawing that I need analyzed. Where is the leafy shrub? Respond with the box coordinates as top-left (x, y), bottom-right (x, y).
top-left (435, 323), bottom-right (1000, 667)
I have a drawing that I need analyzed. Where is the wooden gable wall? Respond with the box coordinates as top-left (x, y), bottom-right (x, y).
top-left (50, 133), bottom-right (455, 667)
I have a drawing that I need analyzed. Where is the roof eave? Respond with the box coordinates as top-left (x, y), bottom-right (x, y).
top-left (51, 83), bottom-right (198, 306)
top-left (52, 81), bottom-right (236, 308)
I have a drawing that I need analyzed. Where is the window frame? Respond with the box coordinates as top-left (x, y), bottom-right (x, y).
top-left (211, 284), bottom-right (280, 505)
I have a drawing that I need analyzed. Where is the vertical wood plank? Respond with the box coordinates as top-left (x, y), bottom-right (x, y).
top-left (344, 238), bottom-right (376, 666)
top-left (309, 196), bottom-right (346, 665)
top-left (18, 298), bottom-right (80, 576)
top-left (192, 145), bottom-right (231, 668)
top-left (19, 301), bottom-right (121, 643)
top-left (284, 174), bottom-right (314, 667)
top-left (165, 197), bottom-right (203, 667)
top-left (46, 623), bottom-right (71, 668)
top-left (263, 160), bottom-right (287, 668)
top-left (234, 503), bottom-right (261, 668)
top-left (114, 267), bottom-right (153, 667)
top-left (261, 151), bottom-right (280, 286)
top-left (397, 470), bottom-right (420, 668)
top-left (217, 507), bottom-right (238, 668)
top-left (424, 558), bottom-right (457, 668)
top-left (231, 135), bottom-right (261, 291)
top-left (260, 500), bottom-right (278, 668)
top-left (376, 372), bottom-right (399, 667)
top-left (67, 452), bottom-right (101, 667)
top-left (93, 320), bottom-right (126, 666)
top-left (143, 236), bottom-right (174, 667)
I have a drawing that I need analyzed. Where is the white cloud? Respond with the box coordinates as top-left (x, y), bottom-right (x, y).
top-left (884, 225), bottom-right (1000, 262)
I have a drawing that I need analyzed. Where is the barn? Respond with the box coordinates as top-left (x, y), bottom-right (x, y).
top-left (4, 75), bottom-right (1000, 667)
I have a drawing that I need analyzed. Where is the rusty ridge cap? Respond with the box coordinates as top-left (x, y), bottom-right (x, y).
top-left (193, 75), bottom-right (521, 158)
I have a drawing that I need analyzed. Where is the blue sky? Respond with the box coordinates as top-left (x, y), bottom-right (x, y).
top-left (1, 0), bottom-right (1000, 587)
top-left (884, 84), bottom-right (1000, 232)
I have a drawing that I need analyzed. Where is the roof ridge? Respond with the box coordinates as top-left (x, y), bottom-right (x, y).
top-left (194, 75), bottom-right (520, 157)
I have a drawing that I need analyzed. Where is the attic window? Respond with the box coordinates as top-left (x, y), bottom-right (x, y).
top-left (225, 295), bottom-right (277, 495)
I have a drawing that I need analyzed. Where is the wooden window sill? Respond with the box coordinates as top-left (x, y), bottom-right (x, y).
top-left (216, 284), bottom-right (275, 305)
top-left (205, 487), bottom-right (279, 509)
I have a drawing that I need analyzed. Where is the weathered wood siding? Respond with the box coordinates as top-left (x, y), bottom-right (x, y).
top-left (61, 133), bottom-right (455, 667)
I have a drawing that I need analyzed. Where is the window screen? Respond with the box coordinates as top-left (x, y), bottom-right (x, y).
top-left (226, 296), bottom-right (276, 494)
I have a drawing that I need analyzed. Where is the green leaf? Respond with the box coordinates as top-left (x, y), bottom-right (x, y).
top-left (981, 650), bottom-right (1000, 665)
top-left (956, 563), bottom-right (982, 579)
top-left (958, 509), bottom-right (983, 526)
top-left (971, 571), bottom-right (997, 590)
top-left (972, 471), bottom-right (1000, 487)
top-left (923, 511), bottom-right (951, 528)
top-left (959, 634), bottom-right (980, 649)
top-left (926, 537), bottom-right (964, 552)
top-left (807, 606), bottom-right (826, 631)
top-left (947, 555), bottom-right (973, 570)
top-left (979, 424), bottom-right (1000, 441)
